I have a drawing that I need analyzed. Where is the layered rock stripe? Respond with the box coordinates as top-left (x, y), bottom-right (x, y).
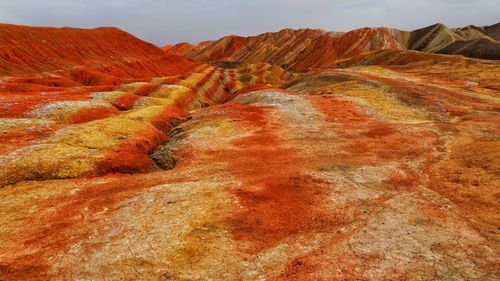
top-left (168, 23), bottom-right (500, 69)
top-left (0, 61), bottom-right (293, 187)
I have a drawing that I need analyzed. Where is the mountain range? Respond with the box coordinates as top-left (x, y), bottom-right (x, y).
top-left (165, 23), bottom-right (500, 67)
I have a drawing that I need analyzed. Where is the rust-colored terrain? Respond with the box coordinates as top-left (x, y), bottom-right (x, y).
top-left (0, 23), bottom-right (499, 280)
top-left (172, 23), bottom-right (500, 69)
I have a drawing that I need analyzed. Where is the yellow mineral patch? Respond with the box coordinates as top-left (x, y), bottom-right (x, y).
top-left (48, 116), bottom-right (158, 150)
top-left (0, 96), bottom-right (182, 187)
top-left (179, 67), bottom-right (215, 89)
top-left (351, 66), bottom-right (422, 82)
top-left (133, 97), bottom-right (178, 107)
top-left (314, 81), bottom-right (431, 121)
top-left (28, 100), bottom-right (116, 121)
top-left (197, 72), bottom-right (219, 95)
top-left (149, 85), bottom-right (191, 99)
top-left (0, 111), bottom-right (168, 187)
top-left (0, 118), bottom-right (55, 133)
top-left (161, 181), bottom-right (236, 278)
top-left (180, 73), bottom-right (206, 89)
top-left (123, 106), bottom-right (171, 123)
top-left (119, 82), bottom-right (150, 92)
top-left (134, 85), bottom-right (195, 109)
top-left (149, 77), bottom-right (171, 84)
top-left (0, 143), bottom-right (102, 187)
top-left (187, 119), bottom-right (237, 138)
top-left (91, 90), bottom-right (129, 101)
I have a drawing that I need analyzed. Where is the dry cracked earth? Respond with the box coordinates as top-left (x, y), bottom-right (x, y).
top-left (0, 23), bottom-right (499, 280)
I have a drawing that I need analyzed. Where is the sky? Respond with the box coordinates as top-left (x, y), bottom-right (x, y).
top-left (0, 0), bottom-right (498, 46)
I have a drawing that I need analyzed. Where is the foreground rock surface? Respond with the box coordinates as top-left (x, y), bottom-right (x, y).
top-left (0, 24), bottom-right (499, 280)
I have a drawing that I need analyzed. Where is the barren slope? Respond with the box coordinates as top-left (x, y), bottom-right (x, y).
top-left (190, 28), bottom-right (408, 71)
top-left (163, 41), bottom-right (214, 57)
top-left (183, 23), bottom-right (500, 69)
top-left (0, 23), bottom-right (199, 78)
top-left (408, 23), bottom-right (500, 59)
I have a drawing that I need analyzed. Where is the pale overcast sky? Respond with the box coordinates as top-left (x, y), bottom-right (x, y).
top-left (0, 0), bottom-right (498, 46)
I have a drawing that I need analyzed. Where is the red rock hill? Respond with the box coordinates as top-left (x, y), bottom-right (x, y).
top-left (0, 23), bottom-right (200, 78)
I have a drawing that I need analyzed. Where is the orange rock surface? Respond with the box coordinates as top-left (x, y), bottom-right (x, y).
top-left (0, 23), bottom-right (499, 280)
top-left (186, 23), bottom-right (500, 70)
top-left (163, 41), bottom-right (214, 57)
top-left (190, 28), bottom-right (407, 71)
top-left (0, 24), bottom-right (203, 77)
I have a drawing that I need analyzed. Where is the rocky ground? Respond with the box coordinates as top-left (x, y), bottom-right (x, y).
top-left (0, 24), bottom-right (499, 281)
